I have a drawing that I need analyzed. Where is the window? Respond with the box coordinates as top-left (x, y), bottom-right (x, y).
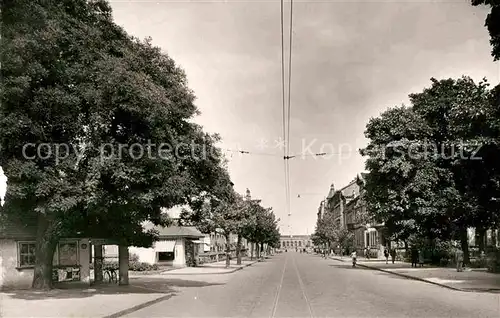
top-left (18, 242), bottom-right (36, 267)
top-left (158, 252), bottom-right (175, 261)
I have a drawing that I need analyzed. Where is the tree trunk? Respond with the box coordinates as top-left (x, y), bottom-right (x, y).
top-left (236, 234), bottom-right (242, 265)
top-left (32, 214), bottom-right (58, 290)
top-left (460, 227), bottom-right (470, 265)
top-left (250, 242), bottom-right (254, 260)
top-left (256, 243), bottom-right (260, 258)
top-left (225, 233), bottom-right (231, 268)
top-left (94, 244), bottom-right (103, 283)
top-left (118, 245), bottom-right (129, 285)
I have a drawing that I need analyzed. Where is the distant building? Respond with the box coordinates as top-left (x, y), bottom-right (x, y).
top-left (127, 225), bottom-right (206, 267)
top-left (341, 174), bottom-right (387, 257)
top-left (279, 235), bottom-right (312, 250)
top-left (324, 179), bottom-right (360, 229)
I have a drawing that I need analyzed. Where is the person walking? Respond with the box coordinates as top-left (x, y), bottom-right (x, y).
top-left (384, 248), bottom-right (389, 264)
top-left (418, 249), bottom-right (425, 267)
top-left (351, 250), bottom-right (357, 267)
top-left (390, 248), bottom-right (396, 264)
top-left (455, 245), bottom-right (464, 272)
top-left (411, 247), bottom-right (418, 267)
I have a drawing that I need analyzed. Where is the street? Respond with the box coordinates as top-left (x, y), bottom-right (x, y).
top-left (122, 252), bottom-right (500, 317)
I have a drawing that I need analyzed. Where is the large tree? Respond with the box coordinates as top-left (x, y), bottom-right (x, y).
top-left (409, 77), bottom-right (497, 257)
top-left (472, 0), bottom-right (500, 61)
top-left (360, 105), bottom-right (452, 244)
top-left (1, 0), bottom-right (228, 289)
top-left (312, 212), bottom-right (337, 252)
top-left (361, 76), bottom-right (499, 263)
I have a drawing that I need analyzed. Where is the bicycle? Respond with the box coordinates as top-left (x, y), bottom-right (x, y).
top-left (103, 268), bottom-right (118, 284)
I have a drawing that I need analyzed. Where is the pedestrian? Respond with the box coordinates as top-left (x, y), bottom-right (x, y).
top-left (411, 247), bottom-right (418, 267)
top-left (351, 250), bottom-right (357, 267)
top-left (455, 245), bottom-right (464, 272)
top-left (384, 248), bottom-right (389, 264)
top-left (390, 248), bottom-right (396, 264)
top-left (418, 249), bottom-right (424, 267)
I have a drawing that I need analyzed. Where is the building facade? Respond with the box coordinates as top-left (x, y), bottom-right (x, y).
top-left (317, 200), bottom-right (325, 221)
top-left (323, 178), bottom-right (360, 229)
top-left (0, 214), bottom-right (93, 290)
top-left (126, 225), bottom-right (206, 267)
top-left (344, 177), bottom-right (387, 258)
top-left (318, 174), bottom-right (388, 258)
top-left (279, 235), bottom-right (312, 250)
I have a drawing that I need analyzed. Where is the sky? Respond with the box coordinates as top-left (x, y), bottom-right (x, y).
top-left (1, 0), bottom-right (498, 234)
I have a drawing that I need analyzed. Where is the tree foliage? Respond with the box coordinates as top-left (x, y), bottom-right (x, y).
top-left (472, 0), bottom-right (500, 61)
top-left (361, 76), bottom-right (500, 249)
top-left (313, 211), bottom-right (353, 251)
top-left (1, 0), bottom-right (229, 289)
top-left (241, 202), bottom-right (280, 248)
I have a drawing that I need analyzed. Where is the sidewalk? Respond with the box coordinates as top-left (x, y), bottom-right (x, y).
top-left (153, 259), bottom-right (260, 276)
top-left (330, 256), bottom-right (500, 293)
top-left (0, 283), bottom-right (171, 318)
top-left (1, 259), bottom-right (261, 317)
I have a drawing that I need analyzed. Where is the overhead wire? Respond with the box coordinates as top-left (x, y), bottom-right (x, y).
top-left (285, 0), bottom-right (294, 235)
top-left (221, 147), bottom-right (355, 157)
top-left (280, 0), bottom-right (291, 235)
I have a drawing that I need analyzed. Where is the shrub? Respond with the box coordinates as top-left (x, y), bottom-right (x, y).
top-left (129, 253), bottom-right (140, 262)
top-left (129, 261), bottom-right (158, 271)
top-left (470, 258), bottom-right (488, 268)
top-left (487, 248), bottom-right (500, 273)
top-left (90, 260), bottom-right (158, 271)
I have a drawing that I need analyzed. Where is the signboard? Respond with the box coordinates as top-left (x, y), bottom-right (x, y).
top-left (59, 242), bottom-right (78, 266)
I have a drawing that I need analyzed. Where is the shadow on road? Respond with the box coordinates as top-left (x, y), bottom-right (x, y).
top-left (328, 264), bottom-right (371, 270)
top-left (3, 278), bottom-right (224, 300)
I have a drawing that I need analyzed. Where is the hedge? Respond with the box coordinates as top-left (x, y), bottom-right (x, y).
top-left (89, 260), bottom-right (159, 272)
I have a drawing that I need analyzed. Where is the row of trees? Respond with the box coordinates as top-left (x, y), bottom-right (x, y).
top-left (179, 188), bottom-right (280, 268)
top-left (0, 0), bottom-right (280, 289)
top-left (358, 1), bottom-right (500, 264)
top-left (311, 211), bottom-right (354, 254)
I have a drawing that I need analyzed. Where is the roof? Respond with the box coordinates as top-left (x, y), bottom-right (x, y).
top-left (0, 211), bottom-right (37, 240)
top-left (340, 178), bottom-right (359, 195)
top-left (154, 225), bottom-right (205, 239)
top-left (280, 235), bottom-right (311, 239)
top-left (326, 185), bottom-right (336, 199)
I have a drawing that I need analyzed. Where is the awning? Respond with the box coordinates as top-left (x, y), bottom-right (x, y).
top-left (154, 240), bottom-right (176, 252)
top-left (191, 240), bottom-right (208, 244)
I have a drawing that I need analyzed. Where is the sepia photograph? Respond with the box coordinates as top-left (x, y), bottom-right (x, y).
top-left (1, 0), bottom-right (500, 317)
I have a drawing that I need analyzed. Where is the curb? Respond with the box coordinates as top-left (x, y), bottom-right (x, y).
top-left (329, 257), bottom-right (498, 293)
top-left (355, 263), bottom-right (465, 292)
top-left (102, 293), bottom-right (175, 318)
top-left (159, 260), bottom-right (259, 276)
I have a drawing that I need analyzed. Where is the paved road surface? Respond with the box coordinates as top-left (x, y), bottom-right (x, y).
top-left (123, 252), bottom-right (500, 317)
